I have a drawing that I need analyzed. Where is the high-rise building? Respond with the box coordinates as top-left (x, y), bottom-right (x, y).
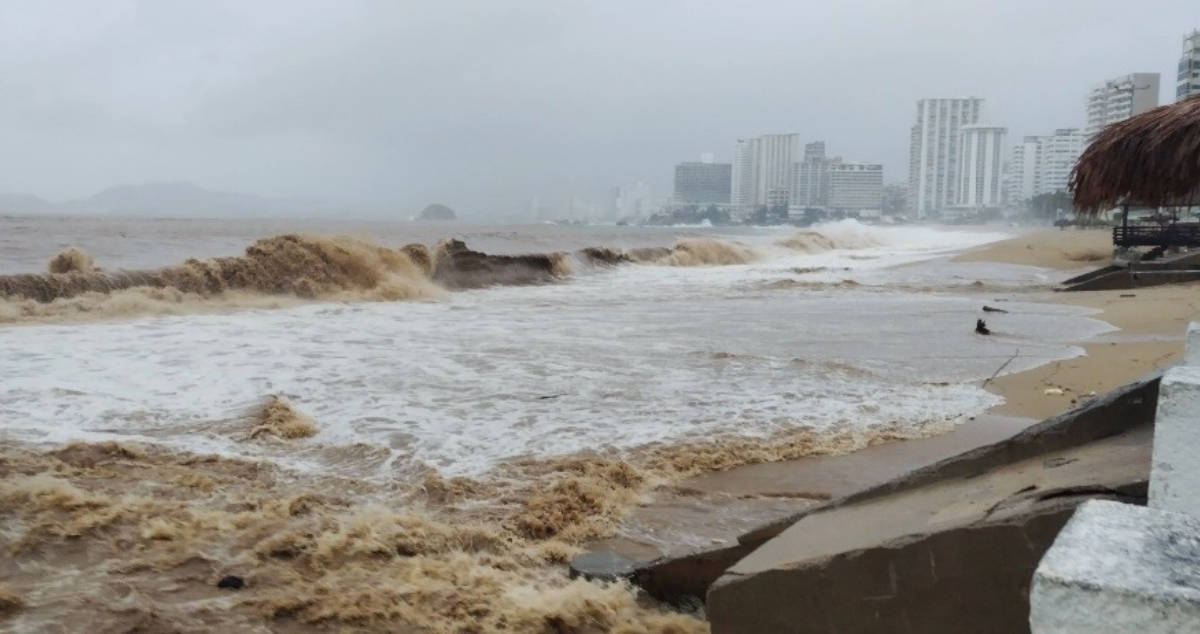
top-left (1085, 73), bottom-right (1160, 138)
top-left (732, 138), bottom-right (759, 211)
top-left (755, 133), bottom-right (800, 208)
top-left (1037, 128), bottom-right (1086, 195)
top-left (1179, 30), bottom-right (1200, 102)
top-left (731, 133), bottom-right (800, 214)
top-left (673, 162), bottom-right (732, 204)
top-left (907, 97), bottom-right (983, 218)
top-left (955, 125), bottom-right (1006, 209)
top-left (828, 163), bottom-right (883, 212)
top-left (1006, 137), bottom-right (1039, 204)
top-left (790, 141), bottom-right (829, 208)
top-left (1006, 128), bottom-right (1088, 205)
top-left (803, 141), bottom-right (825, 162)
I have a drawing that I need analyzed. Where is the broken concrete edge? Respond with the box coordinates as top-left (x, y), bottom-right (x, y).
top-left (1060, 264), bottom-right (1123, 288)
top-left (632, 543), bottom-right (758, 606)
top-left (1063, 271), bottom-right (1200, 292)
top-left (1031, 499), bottom-right (1200, 633)
top-left (1060, 251), bottom-right (1200, 291)
top-left (707, 491), bottom-right (1146, 634)
top-left (630, 370), bottom-right (1162, 605)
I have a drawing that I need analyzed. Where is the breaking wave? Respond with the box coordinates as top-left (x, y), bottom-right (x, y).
top-left (16, 234), bottom-right (437, 302)
top-left (47, 247), bottom-right (96, 274)
top-left (0, 235), bottom-right (582, 324)
top-left (654, 238), bottom-right (758, 266)
top-left (0, 233), bottom-right (768, 324)
top-left (0, 226), bottom-right (911, 325)
top-left (577, 239), bottom-right (758, 267)
top-left (779, 220), bottom-right (886, 253)
top-left (430, 238), bottom-right (573, 289)
top-left (249, 395), bottom-right (319, 440)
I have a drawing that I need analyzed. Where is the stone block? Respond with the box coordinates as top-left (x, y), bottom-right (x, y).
top-left (1149, 365), bottom-right (1200, 516)
top-left (709, 507), bottom-right (1078, 633)
top-left (1030, 500), bottom-right (1200, 633)
top-left (1188, 322), bottom-right (1200, 367)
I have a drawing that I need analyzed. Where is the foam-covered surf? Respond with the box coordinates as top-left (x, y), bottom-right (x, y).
top-left (0, 216), bottom-right (1115, 632)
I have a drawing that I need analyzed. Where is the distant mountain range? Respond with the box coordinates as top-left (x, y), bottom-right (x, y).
top-left (0, 182), bottom-right (340, 217)
top-left (0, 193), bottom-right (58, 214)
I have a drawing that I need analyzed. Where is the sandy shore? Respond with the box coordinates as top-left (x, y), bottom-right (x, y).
top-left (604, 228), bottom-right (1196, 563)
top-left (962, 229), bottom-right (1194, 420)
top-left (953, 226), bottom-right (1114, 272)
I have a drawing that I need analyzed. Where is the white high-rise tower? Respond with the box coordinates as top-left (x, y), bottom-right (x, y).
top-left (955, 125), bottom-right (1007, 209)
top-left (907, 97), bottom-right (983, 218)
top-left (732, 137), bottom-right (759, 212)
top-left (1086, 73), bottom-right (1160, 138)
top-left (732, 133), bottom-right (800, 215)
top-left (1179, 30), bottom-right (1200, 102)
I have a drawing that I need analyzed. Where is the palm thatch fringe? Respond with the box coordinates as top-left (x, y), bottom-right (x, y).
top-left (1070, 94), bottom-right (1200, 214)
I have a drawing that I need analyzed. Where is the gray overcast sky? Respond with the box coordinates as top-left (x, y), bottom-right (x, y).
top-left (3, 0), bottom-right (1199, 216)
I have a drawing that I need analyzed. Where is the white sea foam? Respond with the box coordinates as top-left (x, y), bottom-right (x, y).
top-left (0, 220), bottom-right (1114, 481)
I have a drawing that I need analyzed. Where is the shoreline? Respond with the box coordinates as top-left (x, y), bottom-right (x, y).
top-left (603, 230), bottom-right (1194, 564)
top-left (4, 226), bottom-right (1194, 632)
top-left (963, 231), bottom-right (1191, 420)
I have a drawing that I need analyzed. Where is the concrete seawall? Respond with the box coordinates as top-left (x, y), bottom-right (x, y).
top-left (1061, 251), bottom-right (1200, 291)
top-left (631, 373), bottom-right (1163, 631)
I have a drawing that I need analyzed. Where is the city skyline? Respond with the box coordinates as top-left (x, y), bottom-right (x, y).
top-left (586, 25), bottom-right (1200, 221)
top-left (2, 3), bottom-right (1199, 219)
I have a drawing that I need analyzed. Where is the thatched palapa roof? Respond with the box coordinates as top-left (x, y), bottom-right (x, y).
top-left (1070, 94), bottom-right (1200, 214)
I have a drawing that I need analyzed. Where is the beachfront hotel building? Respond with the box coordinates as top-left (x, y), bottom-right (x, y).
top-left (732, 133), bottom-right (800, 215)
top-left (1179, 29), bottom-right (1200, 102)
top-left (827, 162), bottom-right (883, 213)
top-left (672, 161), bottom-right (732, 204)
top-left (789, 141), bottom-right (830, 209)
top-left (1085, 73), bottom-right (1160, 138)
top-left (1035, 128), bottom-right (1086, 196)
top-left (906, 97), bottom-right (983, 218)
top-left (732, 138), bottom-right (758, 211)
top-left (1006, 138), bottom-right (1039, 204)
top-left (1006, 128), bottom-right (1087, 204)
top-left (953, 125), bottom-right (1006, 210)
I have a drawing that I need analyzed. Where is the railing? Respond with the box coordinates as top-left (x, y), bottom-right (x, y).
top-left (1113, 223), bottom-right (1200, 247)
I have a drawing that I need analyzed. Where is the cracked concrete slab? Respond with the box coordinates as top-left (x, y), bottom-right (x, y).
top-left (702, 375), bottom-right (1160, 633)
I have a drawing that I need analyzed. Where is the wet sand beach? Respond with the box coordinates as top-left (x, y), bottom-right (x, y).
top-left (963, 230), bottom-right (1192, 419)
